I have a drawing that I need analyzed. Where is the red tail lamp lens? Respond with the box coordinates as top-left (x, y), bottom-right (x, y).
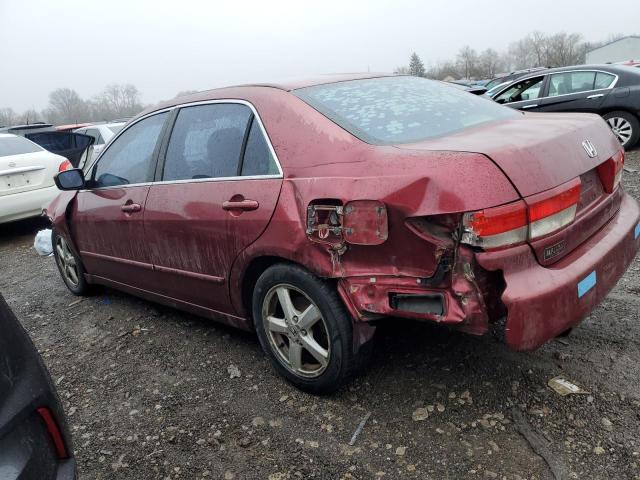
top-left (58, 159), bottom-right (72, 172)
top-left (597, 149), bottom-right (624, 194)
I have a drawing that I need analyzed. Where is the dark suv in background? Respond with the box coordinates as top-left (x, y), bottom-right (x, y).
top-left (0, 294), bottom-right (75, 479)
top-left (489, 64), bottom-right (640, 149)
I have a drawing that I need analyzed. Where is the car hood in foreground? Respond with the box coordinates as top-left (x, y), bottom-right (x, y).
top-left (396, 112), bottom-right (621, 197)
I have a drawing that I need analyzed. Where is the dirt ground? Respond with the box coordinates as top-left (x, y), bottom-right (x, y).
top-left (1, 150), bottom-right (640, 480)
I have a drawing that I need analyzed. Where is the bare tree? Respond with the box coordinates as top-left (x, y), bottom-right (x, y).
top-left (17, 109), bottom-right (43, 125)
top-left (394, 66), bottom-right (410, 75)
top-left (478, 48), bottom-right (505, 78)
top-left (46, 88), bottom-right (88, 124)
top-left (91, 83), bottom-right (143, 120)
top-left (0, 107), bottom-right (16, 126)
top-left (457, 46), bottom-right (478, 79)
top-left (546, 32), bottom-right (585, 67)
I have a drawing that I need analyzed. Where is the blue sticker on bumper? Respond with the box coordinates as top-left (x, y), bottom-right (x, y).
top-left (578, 271), bottom-right (597, 298)
top-left (635, 222), bottom-right (640, 239)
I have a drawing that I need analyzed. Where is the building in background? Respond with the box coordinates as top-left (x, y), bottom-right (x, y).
top-left (586, 36), bottom-right (640, 64)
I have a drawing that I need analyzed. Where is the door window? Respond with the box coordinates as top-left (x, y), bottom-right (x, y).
top-left (240, 119), bottom-right (279, 176)
top-left (92, 112), bottom-right (167, 188)
top-left (163, 104), bottom-right (252, 181)
top-left (595, 72), bottom-right (616, 90)
top-left (494, 76), bottom-right (544, 104)
top-left (548, 71), bottom-right (596, 97)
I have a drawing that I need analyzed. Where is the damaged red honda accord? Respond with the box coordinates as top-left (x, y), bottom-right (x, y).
top-left (49, 74), bottom-right (640, 393)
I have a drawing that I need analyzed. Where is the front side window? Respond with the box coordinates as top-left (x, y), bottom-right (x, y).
top-left (92, 112), bottom-right (167, 188)
top-left (163, 104), bottom-right (252, 181)
top-left (548, 71), bottom-right (596, 97)
top-left (294, 76), bottom-right (517, 145)
top-left (0, 135), bottom-right (43, 157)
top-left (494, 76), bottom-right (545, 104)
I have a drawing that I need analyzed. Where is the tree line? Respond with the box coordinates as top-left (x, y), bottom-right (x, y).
top-left (0, 83), bottom-right (145, 127)
top-left (397, 31), bottom-right (631, 80)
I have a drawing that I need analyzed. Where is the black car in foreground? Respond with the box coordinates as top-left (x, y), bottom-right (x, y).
top-left (489, 64), bottom-right (640, 148)
top-left (0, 294), bottom-right (75, 479)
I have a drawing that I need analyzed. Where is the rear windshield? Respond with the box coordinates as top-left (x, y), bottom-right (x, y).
top-left (0, 136), bottom-right (43, 157)
top-left (107, 124), bottom-right (125, 134)
top-left (294, 76), bottom-right (517, 145)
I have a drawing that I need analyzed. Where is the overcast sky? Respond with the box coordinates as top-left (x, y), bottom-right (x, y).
top-left (1, 0), bottom-right (638, 112)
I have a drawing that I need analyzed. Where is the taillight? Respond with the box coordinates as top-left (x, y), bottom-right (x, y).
top-left (462, 201), bottom-right (527, 249)
top-left (58, 159), bottom-right (72, 172)
top-left (37, 407), bottom-right (69, 459)
top-left (597, 149), bottom-right (624, 193)
top-left (462, 178), bottom-right (582, 250)
top-left (526, 178), bottom-right (581, 239)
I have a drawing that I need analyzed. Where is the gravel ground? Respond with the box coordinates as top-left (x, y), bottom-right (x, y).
top-left (1, 150), bottom-right (640, 480)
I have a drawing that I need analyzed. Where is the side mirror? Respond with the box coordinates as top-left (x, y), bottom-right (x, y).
top-left (54, 168), bottom-right (85, 191)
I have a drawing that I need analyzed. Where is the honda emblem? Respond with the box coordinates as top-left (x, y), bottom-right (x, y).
top-left (582, 140), bottom-right (597, 158)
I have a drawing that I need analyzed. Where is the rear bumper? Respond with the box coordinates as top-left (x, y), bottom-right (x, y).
top-left (0, 186), bottom-right (58, 224)
top-left (476, 192), bottom-right (640, 351)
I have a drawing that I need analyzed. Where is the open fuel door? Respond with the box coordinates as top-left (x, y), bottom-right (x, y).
top-left (307, 200), bottom-right (388, 246)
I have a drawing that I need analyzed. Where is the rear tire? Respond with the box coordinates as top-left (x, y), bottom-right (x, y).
top-left (52, 230), bottom-right (90, 295)
top-left (252, 263), bottom-right (358, 394)
top-left (603, 111), bottom-right (639, 149)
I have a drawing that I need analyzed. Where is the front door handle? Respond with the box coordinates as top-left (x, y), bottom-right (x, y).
top-left (222, 199), bottom-right (259, 211)
top-left (521, 104), bottom-right (538, 109)
top-left (587, 93), bottom-right (604, 99)
top-left (121, 203), bottom-right (142, 213)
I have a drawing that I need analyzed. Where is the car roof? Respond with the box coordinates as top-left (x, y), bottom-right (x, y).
top-left (136, 73), bottom-right (399, 121)
top-left (519, 64), bottom-right (637, 76)
top-left (229, 73), bottom-right (395, 92)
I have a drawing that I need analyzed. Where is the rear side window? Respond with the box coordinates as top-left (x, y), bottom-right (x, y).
top-left (595, 72), bottom-right (616, 89)
top-left (163, 104), bottom-right (252, 181)
top-left (294, 76), bottom-right (517, 145)
top-left (0, 136), bottom-right (43, 157)
top-left (548, 71), bottom-right (596, 97)
top-left (241, 119), bottom-right (279, 176)
top-left (93, 112), bottom-right (167, 188)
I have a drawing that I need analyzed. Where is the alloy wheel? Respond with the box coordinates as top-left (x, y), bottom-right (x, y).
top-left (606, 116), bottom-right (633, 146)
top-left (262, 284), bottom-right (331, 378)
top-left (55, 236), bottom-right (80, 287)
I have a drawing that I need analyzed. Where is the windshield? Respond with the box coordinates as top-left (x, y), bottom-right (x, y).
top-left (294, 76), bottom-right (517, 145)
top-left (107, 124), bottom-right (125, 134)
top-left (0, 136), bottom-right (43, 157)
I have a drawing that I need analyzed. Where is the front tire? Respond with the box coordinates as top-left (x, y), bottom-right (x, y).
top-left (252, 263), bottom-right (356, 394)
top-left (52, 230), bottom-right (90, 295)
top-left (603, 111), bottom-right (639, 149)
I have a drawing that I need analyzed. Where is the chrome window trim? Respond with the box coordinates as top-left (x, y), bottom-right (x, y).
top-left (495, 69), bottom-right (619, 105)
top-left (83, 99), bottom-right (283, 193)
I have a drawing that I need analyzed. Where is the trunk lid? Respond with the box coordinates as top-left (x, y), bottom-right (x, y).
top-left (397, 112), bottom-right (623, 264)
top-left (0, 151), bottom-right (63, 197)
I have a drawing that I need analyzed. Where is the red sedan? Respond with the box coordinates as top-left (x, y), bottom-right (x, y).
top-left (49, 74), bottom-right (640, 393)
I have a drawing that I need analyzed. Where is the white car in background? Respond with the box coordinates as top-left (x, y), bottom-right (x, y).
top-left (0, 134), bottom-right (70, 224)
top-left (74, 122), bottom-right (125, 164)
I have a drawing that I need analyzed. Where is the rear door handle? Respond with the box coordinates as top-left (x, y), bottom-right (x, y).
top-left (121, 203), bottom-right (141, 213)
top-left (521, 104), bottom-right (538, 109)
top-left (587, 93), bottom-right (604, 99)
top-left (222, 199), bottom-right (259, 211)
